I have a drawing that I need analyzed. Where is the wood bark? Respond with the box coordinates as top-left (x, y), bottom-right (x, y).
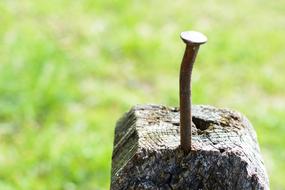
top-left (111, 104), bottom-right (269, 190)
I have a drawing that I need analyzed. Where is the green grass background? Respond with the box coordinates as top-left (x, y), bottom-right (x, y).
top-left (0, 0), bottom-right (284, 189)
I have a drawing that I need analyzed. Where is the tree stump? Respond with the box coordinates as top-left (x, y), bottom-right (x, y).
top-left (111, 104), bottom-right (269, 190)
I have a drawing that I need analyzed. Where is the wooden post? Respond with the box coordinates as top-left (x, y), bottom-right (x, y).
top-left (111, 104), bottom-right (269, 190)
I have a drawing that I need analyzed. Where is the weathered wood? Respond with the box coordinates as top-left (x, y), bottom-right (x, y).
top-left (111, 104), bottom-right (269, 190)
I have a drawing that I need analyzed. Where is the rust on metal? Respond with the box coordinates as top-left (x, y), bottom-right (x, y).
top-left (179, 31), bottom-right (207, 151)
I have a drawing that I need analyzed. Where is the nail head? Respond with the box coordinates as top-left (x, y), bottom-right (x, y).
top-left (180, 31), bottom-right (207, 45)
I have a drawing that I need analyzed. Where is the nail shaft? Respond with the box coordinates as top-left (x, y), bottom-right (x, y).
top-left (179, 45), bottom-right (200, 151)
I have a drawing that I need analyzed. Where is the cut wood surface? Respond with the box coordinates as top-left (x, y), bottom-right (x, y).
top-left (111, 104), bottom-right (269, 190)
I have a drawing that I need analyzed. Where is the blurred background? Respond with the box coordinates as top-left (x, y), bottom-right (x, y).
top-left (0, 0), bottom-right (284, 189)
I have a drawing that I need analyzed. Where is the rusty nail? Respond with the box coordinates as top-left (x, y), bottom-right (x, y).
top-left (179, 31), bottom-right (207, 151)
